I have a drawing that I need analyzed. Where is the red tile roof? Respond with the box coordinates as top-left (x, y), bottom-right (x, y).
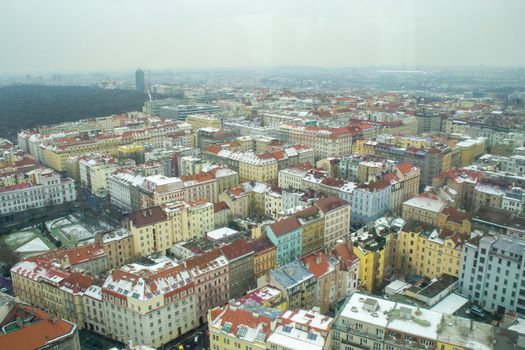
top-left (315, 195), bottom-right (349, 213)
top-left (333, 243), bottom-right (359, 269)
top-left (442, 207), bottom-right (472, 223)
top-left (129, 206), bottom-right (167, 227)
top-left (396, 162), bottom-right (417, 175)
top-left (210, 305), bottom-right (273, 337)
top-left (302, 252), bottom-right (332, 278)
top-left (268, 216), bottom-right (301, 237)
top-left (247, 236), bottom-right (275, 255)
top-left (219, 239), bottom-right (253, 260)
top-left (213, 201), bottom-right (230, 213)
top-left (184, 249), bottom-right (224, 270)
top-left (0, 304), bottom-right (76, 350)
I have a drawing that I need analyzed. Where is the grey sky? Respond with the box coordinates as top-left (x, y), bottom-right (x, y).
top-left (1, 0), bottom-right (524, 74)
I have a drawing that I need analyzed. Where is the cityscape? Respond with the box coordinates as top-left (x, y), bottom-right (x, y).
top-left (1, 1), bottom-right (525, 350)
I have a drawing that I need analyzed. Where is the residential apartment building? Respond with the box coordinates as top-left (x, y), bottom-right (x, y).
top-left (269, 261), bottom-right (316, 310)
top-left (295, 206), bottom-right (324, 256)
top-left (248, 236), bottom-right (277, 280)
top-left (277, 123), bottom-right (357, 159)
top-left (11, 255), bottom-right (97, 329)
top-left (302, 252), bottom-right (341, 314)
top-left (392, 220), bottom-right (464, 279)
top-left (350, 179), bottom-right (391, 227)
top-left (96, 228), bottom-right (135, 270)
top-left (220, 239), bottom-right (255, 300)
top-left (402, 192), bottom-right (446, 226)
top-left (331, 292), bottom-right (494, 350)
top-left (208, 304), bottom-right (278, 350)
top-left (128, 206), bottom-right (172, 256)
top-left (184, 249), bottom-right (229, 324)
top-left (315, 196), bottom-right (350, 249)
top-left (267, 309), bottom-right (334, 350)
top-left (213, 201), bottom-right (231, 228)
top-left (350, 228), bottom-right (387, 292)
top-left (83, 258), bottom-right (197, 348)
top-left (0, 168), bottom-right (76, 217)
top-left (459, 234), bottom-right (525, 316)
top-left (265, 216), bottom-right (302, 267)
top-left (219, 187), bottom-right (250, 219)
top-left (0, 295), bottom-right (81, 350)
top-left (332, 243), bottom-right (360, 298)
top-left (181, 171), bottom-right (218, 203)
top-left (78, 156), bottom-right (134, 196)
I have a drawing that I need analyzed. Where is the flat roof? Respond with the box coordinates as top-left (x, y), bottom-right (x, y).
top-left (430, 293), bottom-right (468, 315)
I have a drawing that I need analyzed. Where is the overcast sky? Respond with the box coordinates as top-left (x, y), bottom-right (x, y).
top-left (1, 0), bottom-right (524, 74)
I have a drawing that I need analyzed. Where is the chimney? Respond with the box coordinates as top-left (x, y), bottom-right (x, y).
top-left (316, 253), bottom-right (322, 264)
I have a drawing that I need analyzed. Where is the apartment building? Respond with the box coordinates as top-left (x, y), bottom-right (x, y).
top-left (0, 295), bottom-right (81, 350)
top-left (235, 285), bottom-right (287, 311)
top-left (277, 123), bottom-right (357, 159)
top-left (213, 201), bottom-right (231, 228)
top-left (83, 258), bottom-right (197, 348)
top-left (315, 196), bottom-right (350, 250)
top-left (331, 292), bottom-right (494, 350)
top-left (184, 249), bottom-right (229, 324)
top-left (219, 187), bottom-right (250, 219)
top-left (96, 228), bottom-right (134, 270)
top-left (220, 239), bottom-right (255, 300)
top-left (294, 206), bottom-right (324, 256)
top-left (108, 171), bottom-right (145, 212)
top-left (248, 236), bottom-right (277, 280)
top-left (78, 156), bottom-right (135, 196)
top-left (269, 261), bottom-right (316, 310)
top-left (181, 171), bottom-right (218, 203)
top-left (265, 216), bottom-right (302, 267)
top-left (11, 255), bottom-right (97, 328)
top-left (459, 234), bottom-right (525, 316)
top-left (208, 304), bottom-right (278, 350)
top-left (0, 168), bottom-right (76, 216)
top-left (186, 114), bottom-right (223, 130)
top-left (139, 175), bottom-right (185, 208)
top-left (302, 252), bottom-right (341, 314)
top-left (350, 179), bottom-right (391, 227)
top-left (392, 220), bottom-right (464, 279)
top-left (350, 229), bottom-right (387, 292)
top-left (332, 243), bottom-right (360, 298)
top-left (402, 192), bottom-right (446, 226)
top-left (128, 206), bottom-right (172, 256)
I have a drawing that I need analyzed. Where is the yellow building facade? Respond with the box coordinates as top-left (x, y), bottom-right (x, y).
top-left (392, 221), bottom-right (463, 279)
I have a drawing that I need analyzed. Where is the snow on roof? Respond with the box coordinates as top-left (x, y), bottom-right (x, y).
top-left (403, 195), bottom-right (445, 213)
top-left (474, 183), bottom-right (505, 196)
top-left (267, 326), bottom-right (324, 350)
top-left (385, 280), bottom-right (410, 295)
top-left (103, 258), bottom-right (192, 301)
top-left (430, 293), bottom-right (468, 315)
top-left (207, 227), bottom-right (239, 241)
top-left (386, 303), bottom-right (442, 340)
top-left (340, 293), bottom-right (395, 328)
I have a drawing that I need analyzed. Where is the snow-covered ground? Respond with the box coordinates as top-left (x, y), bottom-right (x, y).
top-left (15, 238), bottom-right (50, 254)
top-left (61, 224), bottom-right (95, 241)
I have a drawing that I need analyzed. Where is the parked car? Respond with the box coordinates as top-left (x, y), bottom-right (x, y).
top-left (470, 305), bottom-right (486, 318)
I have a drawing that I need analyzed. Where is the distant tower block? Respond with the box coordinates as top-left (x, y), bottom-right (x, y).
top-left (135, 68), bottom-right (145, 92)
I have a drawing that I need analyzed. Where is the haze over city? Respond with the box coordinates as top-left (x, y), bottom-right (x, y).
top-left (1, 0), bottom-right (525, 75)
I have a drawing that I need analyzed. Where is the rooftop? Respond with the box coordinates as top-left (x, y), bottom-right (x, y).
top-left (271, 261), bottom-right (315, 290)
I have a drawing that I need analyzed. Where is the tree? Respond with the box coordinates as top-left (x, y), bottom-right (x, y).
top-left (0, 246), bottom-right (21, 275)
